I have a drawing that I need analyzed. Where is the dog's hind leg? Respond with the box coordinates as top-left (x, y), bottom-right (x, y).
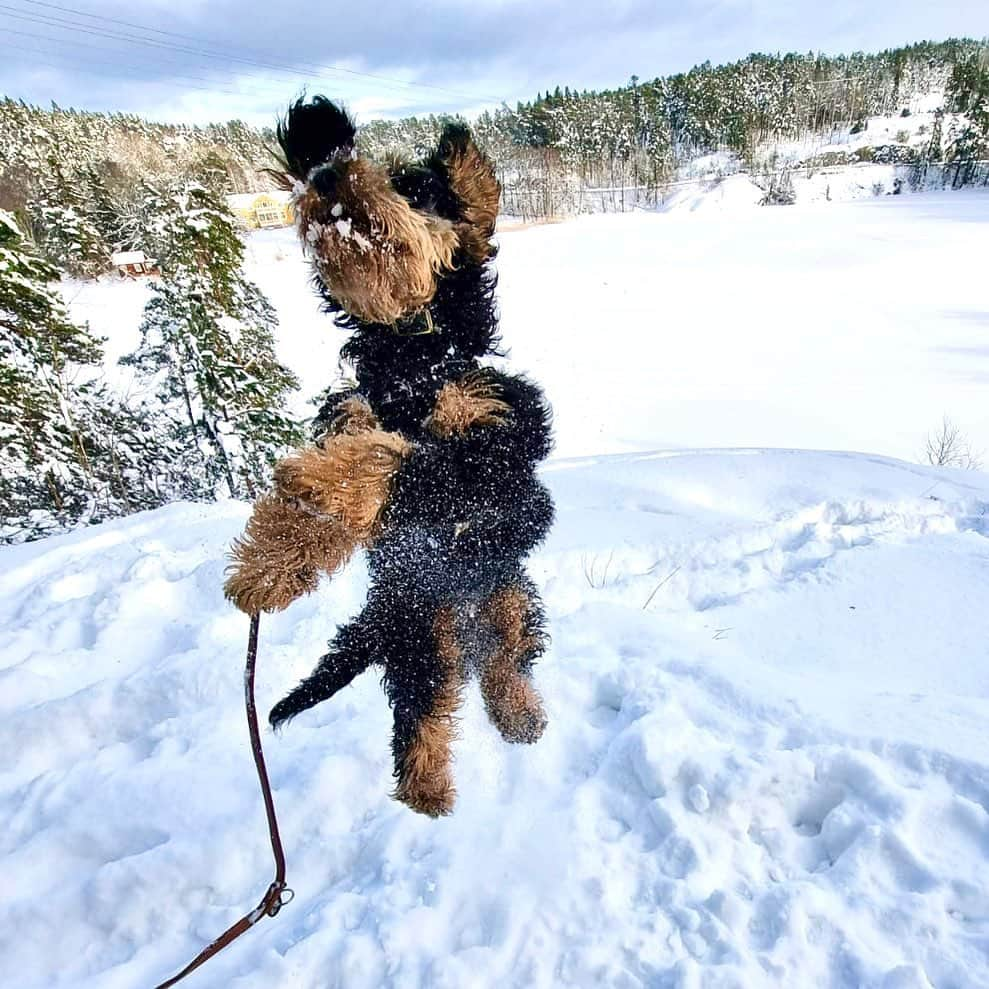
top-left (478, 579), bottom-right (548, 744)
top-left (269, 616), bottom-right (374, 728)
top-left (387, 604), bottom-right (465, 817)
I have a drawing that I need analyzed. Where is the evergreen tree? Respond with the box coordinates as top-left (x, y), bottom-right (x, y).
top-left (1, 209), bottom-right (191, 541)
top-left (123, 182), bottom-right (303, 501)
top-left (946, 52), bottom-right (989, 164)
top-left (79, 159), bottom-right (133, 252)
top-left (188, 150), bottom-right (236, 197)
top-left (28, 157), bottom-right (109, 277)
top-left (926, 109), bottom-right (945, 162)
top-left (73, 387), bottom-right (201, 513)
top-left (1, 208), bottom-right (103, 538)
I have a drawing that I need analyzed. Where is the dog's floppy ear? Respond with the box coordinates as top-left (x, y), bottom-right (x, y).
top-left (435, 122), bottom-right (500, 262)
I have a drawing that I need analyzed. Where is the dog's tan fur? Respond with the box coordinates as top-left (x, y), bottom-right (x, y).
top-left (394, 606), bottom-right (464, 816)
top-left (226, 429), bottom-right (410, 613)
top-left (427, 372), bottom-right (510, 438)
top-left (443, 137), bottom-right (501, 263)
top-left (326, 396), bottom-right (380, 437)
top-left (274, 428), bottom-right (411, 539)
top-left (295, 158), bottom-right (459, 325)
top-left (224, 495), bottom-right (359, 614)
top-left (480, 585), bottom-right (548, 743)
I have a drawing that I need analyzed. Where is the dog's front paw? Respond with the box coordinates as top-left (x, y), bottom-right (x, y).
top-left (224, 494), bottom-right (326, 614)
top-left (224, 561), bottom-right (317, 615)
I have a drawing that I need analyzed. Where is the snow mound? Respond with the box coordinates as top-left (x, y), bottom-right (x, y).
top-left (3, 449), bottom-right (989, 988)
top-left (658, 173), bottom-right (764, 213)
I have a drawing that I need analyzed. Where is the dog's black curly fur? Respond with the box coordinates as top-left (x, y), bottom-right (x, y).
top-left (267, 97), bottom-right (554, 815)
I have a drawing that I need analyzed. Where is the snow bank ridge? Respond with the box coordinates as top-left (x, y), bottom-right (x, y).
top-left (557, 492), bottom-right (988, 615)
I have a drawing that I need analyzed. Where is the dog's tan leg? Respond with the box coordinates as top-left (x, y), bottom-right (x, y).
top-left (479, 585), bottom-right (548, 744)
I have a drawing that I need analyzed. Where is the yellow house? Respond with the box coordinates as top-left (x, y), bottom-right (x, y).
top-left (226, 191), bottom-right (295, 229)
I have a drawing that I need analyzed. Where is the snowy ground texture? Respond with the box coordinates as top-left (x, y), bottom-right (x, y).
top-left (4, 191), bottom-right (989, 988)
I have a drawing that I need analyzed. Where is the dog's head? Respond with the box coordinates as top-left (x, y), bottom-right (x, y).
top-left (275, 96), bottom-right (500, 327)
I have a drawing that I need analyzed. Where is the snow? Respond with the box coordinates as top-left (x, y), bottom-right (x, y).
top-left (499, 191), bottom-right (989, 465)
top-left (3, 452), bottom-right (989, 988)
top-left (109, 250), bottom-right (151, 266)
top-left (771, 90), bottom-right (956, 166)
top-left (0, 207), bottom-right (21, 236)
top-left (61, 190), bottom-right (989, 465)
top-left (657, 173), bottom-right (764, 213)
top-left (15, 189), bottom-right (989, 987)
top-left (663, 93), bottom-right (978, 208)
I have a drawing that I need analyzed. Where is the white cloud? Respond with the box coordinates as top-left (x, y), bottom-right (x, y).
top-left (0, 0), bottom-right (985, 126)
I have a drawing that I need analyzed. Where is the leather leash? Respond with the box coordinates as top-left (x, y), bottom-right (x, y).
top-left (153, 613), bottom-right (293, 988)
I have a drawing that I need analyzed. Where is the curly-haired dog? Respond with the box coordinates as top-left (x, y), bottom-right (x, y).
top-left (225, 97), bottom-right (555, 817)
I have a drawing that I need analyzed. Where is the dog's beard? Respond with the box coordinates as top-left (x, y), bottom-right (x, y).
top-left (295, 158), bottom-right (459, 325)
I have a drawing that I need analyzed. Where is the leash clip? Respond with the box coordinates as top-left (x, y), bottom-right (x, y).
top-left (265, 883), bottom-right (295, 918)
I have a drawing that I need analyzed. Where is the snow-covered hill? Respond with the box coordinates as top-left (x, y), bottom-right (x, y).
top-left (2, 450), bottom-right (989, 988)
top-left (659, 90), bottom-right (980, 209)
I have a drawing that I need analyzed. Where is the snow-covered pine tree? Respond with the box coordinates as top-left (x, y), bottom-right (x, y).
top-left (79, 159), bottom-right (134, 253)
top-left (946, 52), bottom-right (989, 175)
top-left (74, 386), bottom-right (201, 512)
top-left (189, 150), bottom-right (235, 197)
top-left (28, 157), bottom-right (109, 278)
top-left (113, 178), bottom-right (162, 255)
top-left (1, 208), bottom-right (104, 539)
top-left (123, 182), bottom-right (302, 502)
top-left (0, 208), bottom-right (190, 541)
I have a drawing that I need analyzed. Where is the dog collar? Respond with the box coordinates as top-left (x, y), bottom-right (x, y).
top-left (393, 308), bottom-right (436, 336)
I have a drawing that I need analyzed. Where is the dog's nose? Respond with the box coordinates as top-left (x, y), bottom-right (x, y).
top-left (310, 164), bottom-right (340, 198)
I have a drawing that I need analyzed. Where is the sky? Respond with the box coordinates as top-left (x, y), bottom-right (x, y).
top-left (0, 0), bottom-right (985, 127)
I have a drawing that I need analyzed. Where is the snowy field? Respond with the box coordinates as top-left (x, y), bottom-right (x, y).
top-left (496, 191), bottom-right (989, 464)
top-left (70, 189), bottom-right (989, 465)
top-left (4, 192), bottom-right (989, 987)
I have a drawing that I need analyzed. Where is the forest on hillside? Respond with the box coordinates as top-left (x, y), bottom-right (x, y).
top-left (364, 39), bottom-right (989, 213)
top-left (2, 38), bottom-right (988, 261)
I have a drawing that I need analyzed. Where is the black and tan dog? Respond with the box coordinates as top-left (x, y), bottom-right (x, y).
top-left (225, 97), bottom-right (554, 817)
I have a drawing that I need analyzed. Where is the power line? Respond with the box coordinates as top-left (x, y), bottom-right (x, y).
top-left (21, 0), bottom-right (507, 102)
top-left (0, 5), bottom-right (489, 105)
top-left (0, 5), bottom-right (453, 104)
top-left (2, 26), bottom-right (320, 108)
top-left (1, 41), bottom-right (269, 100)
top-left (2, 48), bottom-right (267, 102)
top-left (2, 25), bottom-right (255, 78)
top-left (3, 0), bottom-right (507, 104)
top-left (0, 5), bottom-right (400, 89)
